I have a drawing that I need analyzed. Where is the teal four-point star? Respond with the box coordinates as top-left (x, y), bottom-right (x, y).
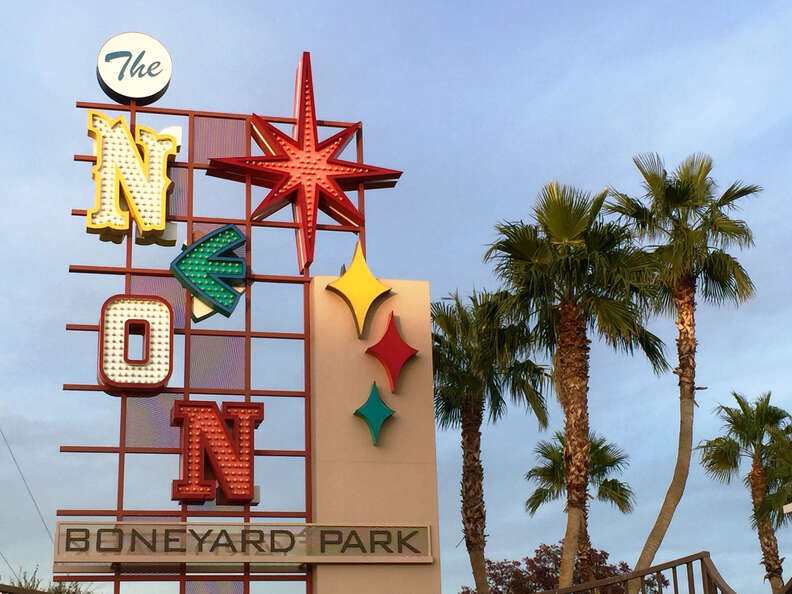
top-left (354, 382), bottom-right (394, 445)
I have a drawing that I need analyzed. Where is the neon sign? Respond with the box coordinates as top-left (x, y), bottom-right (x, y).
top-left (57, 42), bottom-right (440, 593)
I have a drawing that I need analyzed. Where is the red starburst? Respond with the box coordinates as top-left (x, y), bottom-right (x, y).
top-left (208, 52), bottom-right (401, 273)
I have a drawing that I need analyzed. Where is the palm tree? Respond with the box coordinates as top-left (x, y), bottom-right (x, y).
top-left (526, 431), bottom-right (635, 582)
top-left (608, 153), bottom-right (760, 574)
top-left (699, 392), bottom-right (790, 593)
top-left (433, 291), bottom-right (548, 594)
top-left (486, 182), bottom-right (667, 587)
top-left (759, 425), bottom-right (792, 530)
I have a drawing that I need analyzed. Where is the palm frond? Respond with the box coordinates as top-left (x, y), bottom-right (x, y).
top-left (582, 295), bottom-right (668, 373)
top-left (700, 208), bottom-right (754, 248)
top-left (596, 478), bottom-right (635, 513)
top-left (757, 485), bottom-right (792, 529)
top-left (587, 188), bottom-right (609, 225)
top-left (632, 153), bottom-right (667, 201)
top-left (506, 358), bottom-right (550, 428)
top-left (716, 181), bottom-right (761, 210)
top-left (534, 182), bottom-right (596, 245)
top-left (589, 432), bottom-right (630, 477)
top-left (699, 250), bottom-right (755, 305)
top-left (605, 190), bottom-right (655, 236)
top-left (434, 386), bottom-right (463, 429)
top-left (699, 436), bottom-right (741, 483)
top-left (633, 326), bottom-right (669, 373)
top-left (674, 153), bottom-right (713, 205)
top-left (525, 487), bottom-right (559, 516)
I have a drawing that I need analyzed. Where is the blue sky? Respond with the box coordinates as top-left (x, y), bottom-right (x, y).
top-left (2, 1), bottom-right (792, 592)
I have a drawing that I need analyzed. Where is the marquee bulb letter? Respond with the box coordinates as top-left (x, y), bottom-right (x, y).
top-left (171, 401), bottom-right (264, 504)
top-left (98, 295), bottom-right (174, 395)
top-left (86, 110), bottom-right (178, 241)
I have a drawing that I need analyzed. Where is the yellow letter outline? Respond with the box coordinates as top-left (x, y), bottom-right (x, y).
top-left (86, 110), bottom-right (178, 240)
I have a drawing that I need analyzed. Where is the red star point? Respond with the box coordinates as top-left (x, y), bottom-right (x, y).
top-left (366, 312), bottom-right (418, 392)
top-left (208, 52), bottom-right (401, 273)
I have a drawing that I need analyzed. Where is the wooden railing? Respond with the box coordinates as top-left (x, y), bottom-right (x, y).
top-left (535, 551), bottom-right (736, 594)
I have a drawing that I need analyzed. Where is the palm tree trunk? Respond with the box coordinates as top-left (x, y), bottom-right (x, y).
top-left (578, 500), bottom-right (594, 584)
top-left (633, 275), bottom-right (696, 579)
top-left (460, 396), bottom-right (489, 594)
top-left (749, 457), bottom-right (784, 593)
top-left (557, 301), bottom-right (591, 588)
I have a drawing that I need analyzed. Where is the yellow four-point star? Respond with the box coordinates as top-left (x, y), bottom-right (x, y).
top-left (327, 242), bottom-right (391, 337)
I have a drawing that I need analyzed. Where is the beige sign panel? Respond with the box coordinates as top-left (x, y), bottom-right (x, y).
top-left (310, 277), bottom-right (442, 594)
top-left (54, 522), bottom-right (431, 569)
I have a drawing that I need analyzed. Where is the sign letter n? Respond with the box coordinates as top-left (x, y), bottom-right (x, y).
top-left (86, 110), bottom-right (178, 242)
top-left (171, 401), bottom-right (264, 504)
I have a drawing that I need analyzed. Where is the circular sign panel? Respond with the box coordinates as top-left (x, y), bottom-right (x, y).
top-left (97, 32), bottom-right (172, 106)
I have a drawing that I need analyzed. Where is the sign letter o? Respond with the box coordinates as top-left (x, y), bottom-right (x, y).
top-left (98, 295), bottom-right (174, 395)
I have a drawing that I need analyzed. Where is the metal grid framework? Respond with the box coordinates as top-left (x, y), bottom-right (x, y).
top-left (58, 99), bottom-right (370, 594)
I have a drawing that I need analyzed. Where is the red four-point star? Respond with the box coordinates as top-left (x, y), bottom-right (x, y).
top-left (208, 52), bottom-right (402, 273)
top-left (366, 312), bottom-right (418, 392)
